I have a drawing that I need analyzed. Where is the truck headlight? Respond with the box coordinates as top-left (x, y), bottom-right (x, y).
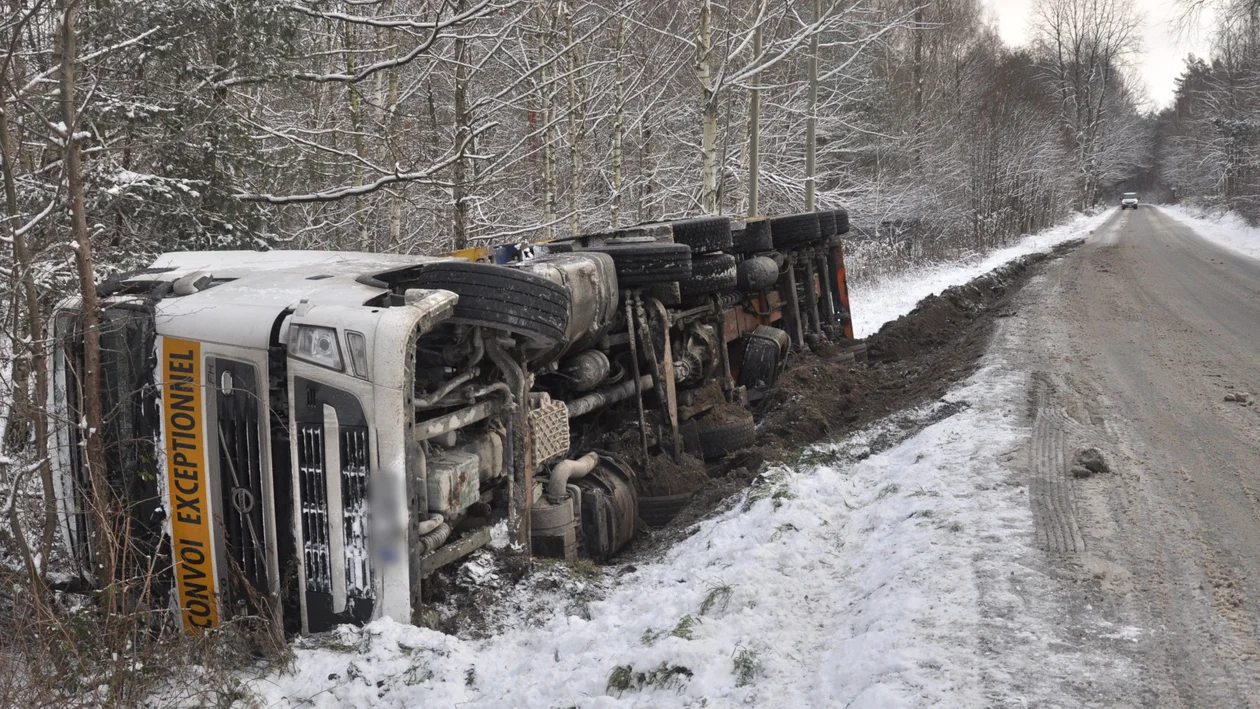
top-left (290, 325), bottom-right (343, 371)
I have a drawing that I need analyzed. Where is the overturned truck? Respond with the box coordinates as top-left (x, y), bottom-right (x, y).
top-left (50, 211), bottom-right (855, 634)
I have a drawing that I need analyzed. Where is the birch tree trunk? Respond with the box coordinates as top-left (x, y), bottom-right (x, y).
top-left (565, 0), bottom-right (582, 235)
top-left (611, 14), bottom-right (626, 228)
top-left (804, 0), bottom-right (820, 211)
top-left (452, 1), bottom-right (471, 250)
top-left (697, 0), bottom-right (718, 213)
top-left (747, 23), bottom-right (761, 217)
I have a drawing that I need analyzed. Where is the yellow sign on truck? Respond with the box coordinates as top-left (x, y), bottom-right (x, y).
top-left (162, 337), bottom-right (220, 632)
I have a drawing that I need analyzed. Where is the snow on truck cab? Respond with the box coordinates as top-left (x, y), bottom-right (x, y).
top-left (49, 212), bottom-right (856, 635)
top-left (1121, 193), bottom-right (1139, 209)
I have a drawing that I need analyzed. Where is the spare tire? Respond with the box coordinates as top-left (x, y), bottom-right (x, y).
top-left (679, 253), bottom-right (738, 297)
top-left (583, 242), bottom-right (692, 287)
top-left (736, 255), bottom-right (779, 292)
top-left (671, 216), bottom-right (733, 254)
top-left (770, 212), bottom-right (822, 249)
top-left (406, 261), bottom-right (571, 344)
top-left (832, 208), bottom-right (850, 235)
top-left (732, 218), bottom-right (773, 253)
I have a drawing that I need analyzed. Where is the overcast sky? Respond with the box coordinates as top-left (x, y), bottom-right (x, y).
top-left (980, 0), bottom-right (1216, 109)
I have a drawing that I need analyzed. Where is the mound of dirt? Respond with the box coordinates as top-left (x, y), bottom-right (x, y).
top-left (637, 453), bottom-right (710, 496)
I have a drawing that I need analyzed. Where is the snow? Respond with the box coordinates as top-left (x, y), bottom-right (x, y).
top-left (848, 210), bottom-right (1111, 338)
top-left (239, 346), bottom-right (1131, 707)
top-left (1158, 204), bottom-right (1260, 261)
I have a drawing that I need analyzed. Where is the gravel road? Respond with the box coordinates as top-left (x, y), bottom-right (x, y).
top-left (1012, 205), bottom-right (1260, 707)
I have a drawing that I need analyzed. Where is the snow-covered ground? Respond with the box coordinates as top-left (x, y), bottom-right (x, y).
top-left (233, 212), bottom-right (1124, 708)
top-left (848, 210), bottom-right (1111, 338)
top-left (1159, 204), bottom-right (1260, 261)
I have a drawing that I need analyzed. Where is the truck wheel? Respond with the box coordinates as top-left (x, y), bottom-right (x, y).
top-left (584, 242), bottom-right (692, 287)
top-left (770, 212), bottom-right (823, 249)
top-left (671, 216), bottom-right (733, 254)
top-left (407, 261), bottom-right (571, 344)
top-left (732, 218), bottom-right (774, 253)
top-left (737, 336), bottom-right (779, 389)
top-left (818, 210), bottom-right (837, 239)
top-left (832, 208), bottom-right (850, 235)
top-left (683, 409), bottom-right (757, 460)
top-left (736, 256), bottom-right (779, 293)
top-left (679, 253), bottom-right (738, 297)
top-left (639, 492), bottom-right (693, 528)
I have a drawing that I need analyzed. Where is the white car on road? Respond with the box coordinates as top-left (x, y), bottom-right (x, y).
top-left (1120, 192), bottom-right (1140, 210)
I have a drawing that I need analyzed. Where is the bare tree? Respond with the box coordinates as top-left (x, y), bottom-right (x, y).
top-left (1032, 0), bottom-right (1142, 207)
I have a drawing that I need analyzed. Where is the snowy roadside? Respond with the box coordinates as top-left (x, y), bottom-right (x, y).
top-left (1158, 204), bottom-right (1260, 261)
top-left (240, 355), bottom-right (1120, 706)
top-left (848, 210), bottom-right (1111, 338)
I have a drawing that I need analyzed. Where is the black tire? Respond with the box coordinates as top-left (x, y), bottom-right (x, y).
top-left (639, 492), bottom-right (693, 528)
top-left (832, 208), bottom-right (850, 235)
top-left (671, 216), bottom-right (733, 254)
top-left (683, 409), bottom-right (756, 461)
top-left (770, 212), bottom-right (823, 249)
top-left (732, 218), bottom-right (774, 253)
top-left (407, 261), bottom-right (571, 344)
top-left (583, 242), bottom-right (692, 287)
top-left (737, 336), bottom-right (779, 389)
top-left (818, 211), bottom-right (837, 239)
top-left (679, 253), bottom-right (737, 297)
top-left (736, 256), bottom-right (779, 292)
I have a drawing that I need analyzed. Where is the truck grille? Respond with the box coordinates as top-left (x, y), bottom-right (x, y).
top-left (297, 423), bottom-right (332, 593)
top-left (216, 361), bottom-right (269, 606)
top-left (218, 414), bottom-right (267, 595)
top-left (340, 427), bottom-right (372, 599)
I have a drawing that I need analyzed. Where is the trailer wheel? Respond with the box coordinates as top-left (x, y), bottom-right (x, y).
top-left (679, 253), bottom-right (738, 297)
top-left (737, 336), bottom-right (780, 389)
top-left (584, 242), bottom-right (692, 287)
top-left (818, 210), bottom-right (837, 239)
top-left (732, 218), bottom-right (773, 253)
top-left (671, 216), bottom-right (733, 253)
top-left (639, 492), bottom-right (693, 528)
top-left (832, 208), bottom-right (850, 235)
top-left (770, 212), bottom-right (823, 249)
top-left (407, 261), bottom-right (571, 344)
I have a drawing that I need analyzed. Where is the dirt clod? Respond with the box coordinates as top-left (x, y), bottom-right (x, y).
top-left (1074, 447), bottom-right (1110, 475)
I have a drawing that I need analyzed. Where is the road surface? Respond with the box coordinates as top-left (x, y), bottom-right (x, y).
top-left (1011, 205), bottom-right (1260, 707)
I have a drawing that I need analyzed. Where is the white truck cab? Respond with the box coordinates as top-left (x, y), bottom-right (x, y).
top-left (1121, 192), bottom-right (1139, 209)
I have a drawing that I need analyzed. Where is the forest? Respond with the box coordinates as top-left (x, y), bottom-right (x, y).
top-left (2, 0), bottom-right (1254, 703)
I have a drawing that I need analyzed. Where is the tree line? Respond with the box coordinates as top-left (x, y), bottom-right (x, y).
top-left (1154, 0), bottom-right (1260, 220)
